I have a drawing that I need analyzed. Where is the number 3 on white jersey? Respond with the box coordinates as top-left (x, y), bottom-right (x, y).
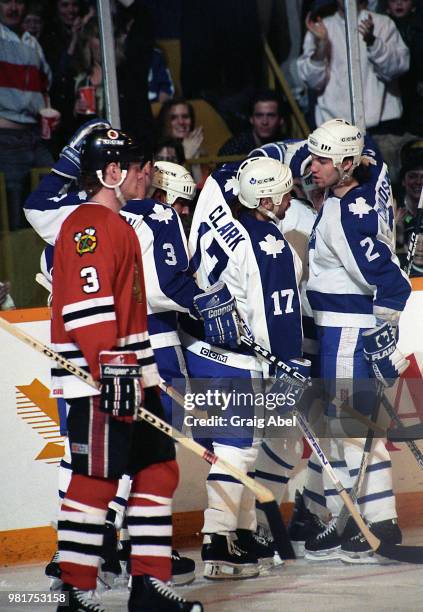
top-left (272, 289), bottom-right (294, 315)
top-left (81, 266), bottom-right (99, 293)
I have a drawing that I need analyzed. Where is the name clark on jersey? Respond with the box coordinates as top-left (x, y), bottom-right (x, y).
top-left (208, 205), bottom-right (246, 251)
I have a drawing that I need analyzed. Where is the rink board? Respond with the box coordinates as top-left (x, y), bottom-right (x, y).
top-left (1, 281), bottom-right (423, 565)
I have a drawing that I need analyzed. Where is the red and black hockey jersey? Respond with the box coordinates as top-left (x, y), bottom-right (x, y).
top-left (51, 203), bottom-right (160, 398)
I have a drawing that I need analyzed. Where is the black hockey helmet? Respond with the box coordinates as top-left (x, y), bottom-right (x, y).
top-left (80, 127), bottom-right (145, 173)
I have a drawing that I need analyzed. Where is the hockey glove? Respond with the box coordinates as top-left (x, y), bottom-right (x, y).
top-left (272, 358), bottom-right (311, 397)
top-left (362, 322), bottom-right (409, 387)
top-left (193, 281), bottom-right (241, 349)
top-left (56, 119), bottom-right (111, 180)
top-left (99, 351), bottom-right (142, 423)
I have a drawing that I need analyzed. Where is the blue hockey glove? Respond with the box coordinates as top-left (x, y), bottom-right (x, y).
top-left (99, 351), bottom-right (142, 423)
top-left (273, 358), bottom-right (311, 391)
top-left (362, 322), bottom-right (409, 387)
top-left (271, 358), bottom-right (312, 412)
top-left (193, 281), bottom-right (241, 349)
top-left (55, 118), bottom-right (111, 180)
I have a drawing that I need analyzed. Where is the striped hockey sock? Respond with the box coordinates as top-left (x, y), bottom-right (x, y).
top-left (127, 460), bottom-right (179, 582)
top-left (58, 474), bottom-right (118, 590)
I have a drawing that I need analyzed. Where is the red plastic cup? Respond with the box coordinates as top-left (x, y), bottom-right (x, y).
top-left (79, 85), bottom-right (96, 114)
top-left (39, 107), bottom-right (61, 139)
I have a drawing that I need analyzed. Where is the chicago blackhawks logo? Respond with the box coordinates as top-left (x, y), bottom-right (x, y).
top-left (74, 227), bottom-right (97, 256)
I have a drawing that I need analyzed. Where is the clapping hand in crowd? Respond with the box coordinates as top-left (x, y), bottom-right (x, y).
top-left (358, 13), bottom-right (376, 47)
top-left (305, 12), bottom-right (329, 42)
top-left (182, 126), bottom-right (204, 160)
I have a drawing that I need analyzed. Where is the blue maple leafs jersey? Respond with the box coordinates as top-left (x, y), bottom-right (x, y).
top-left (24, 161), bottom-right (202, 350)
top-left (307, 183), bottom-right (411, 328)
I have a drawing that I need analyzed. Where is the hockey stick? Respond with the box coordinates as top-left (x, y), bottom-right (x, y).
top-left (388, 421), bottom-right (423, 442)
top-left (336, 383), bottom-right (384, 535)
top-left (293, 407), bottom-right (423, 563)
top-left (239, 329), bottom-right (423, 562)
top-left (382, 396), bottom-right (423, 469)
top-left (0, 316), bottom-right (295, 560)
top-left (403, 183), bottom-right (423, 276)
top-left (240, 335), bottom-right (308, 384)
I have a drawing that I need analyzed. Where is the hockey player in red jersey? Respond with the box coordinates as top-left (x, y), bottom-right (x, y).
top-left (53, 128), bottom-right (202, 612)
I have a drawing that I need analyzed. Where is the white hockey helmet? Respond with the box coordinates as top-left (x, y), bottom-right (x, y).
top-left (151, 161), bottom-right (196, 205)
top-left (236, 157), bottom-right (293, 209)
top-left (307, 118), bottom-right (364, 170)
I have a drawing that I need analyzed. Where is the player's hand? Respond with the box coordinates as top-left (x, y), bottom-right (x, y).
top-left (58, 118), bottom-right (111, 179)
top-left (193, 281), bottom-right (241, 349)
top-left (359, 14), bottom-right (375, 46)
top-left (271, 358), bottom-right (312, 411)
top-left (362, 322), bottom-right (409, 387)
top-left (99, 351), bottom-right (143, 423)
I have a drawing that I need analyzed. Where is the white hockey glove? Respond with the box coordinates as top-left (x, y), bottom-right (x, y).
top-left (99, 351), bottom-right (143, 423)
top-left (362, 322), bottom-right (409, 387)
top-left (192, 281), bottom-right (241, 349)
top-left (55, 118), bottom-right (111, 180)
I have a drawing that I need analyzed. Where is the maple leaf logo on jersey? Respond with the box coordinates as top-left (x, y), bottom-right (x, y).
top-left (348, 197), bottom-right (372, 218)
top-left (259, 234), bottom-right (285, 258)
top-left (224, 177), bottom-right (240, 195)
top-left (150, 204), bottom-right (173, 224)
top-left (74, 227), bottom-right (97, 256)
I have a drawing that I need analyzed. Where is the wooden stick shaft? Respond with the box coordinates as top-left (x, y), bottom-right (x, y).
top-left (0, 316), bottom-right (274, 503)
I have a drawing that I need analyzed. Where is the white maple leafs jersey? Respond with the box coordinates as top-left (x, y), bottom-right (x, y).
top-left (24, 163), bottom-right (202, 350)
top-left (307, 183), bottom-right (411, 328)
top-left (188, 167), bottom-right (303, 365)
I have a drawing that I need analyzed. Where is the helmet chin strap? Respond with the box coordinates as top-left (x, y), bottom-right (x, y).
top-left (96, 168), bottom-right (128, 205)
top-left (334, 162), bottom-right (354, 187)
top-left (257, 205), bottom-right (279, 224)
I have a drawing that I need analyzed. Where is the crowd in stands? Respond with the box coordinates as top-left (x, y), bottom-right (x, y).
top-left (0, 0), bottom-right (423, 297)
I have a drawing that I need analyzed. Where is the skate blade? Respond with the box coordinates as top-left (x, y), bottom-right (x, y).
top-left (291, 540), bottom-right (305, 558)
top-left (203, 561), bottom-right (259, 580)
top-left (258, 554), bottom-right (285, 573)
top-left (304, 547), bottom-right (343, 562)
top-left (49, 577), bottom-right (63, 592)
top-left (340, 551), bottom-right (399, 565)
top-left (171, 571), bottom-right (196, 586)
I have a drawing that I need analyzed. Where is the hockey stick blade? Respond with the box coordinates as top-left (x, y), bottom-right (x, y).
top-left (293, 408), bottom-right (423, 563)
top-left (403, 184), bottom-right (423, 276)
top-left (387, 422), bottom-right (423, 442)
top-left (238, 327), bottom-right (423, 562)
top-left (0, 316), bottom-right (295, 560)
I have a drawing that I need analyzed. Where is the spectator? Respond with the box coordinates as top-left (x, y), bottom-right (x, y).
top-left (395, 139), bottom-right (423, 275)
top-left (153, 137), bottom-right (185, 165)
top-left (156, 97), bottom-right (204, 161)
top-left (113, 0), bottom-right (155, 152)
top-left (40, 1), bottom-right (93, 149)
top-left (22, 0), bottom-right (45, 39)
top-left (148, 46), bottom-right (174, 103)
top-left (72, 16), bottom-right (104, 118)
top-left (381, 0), bottom-right (423, 137)
top-left (0, 0), bottom-right (53, 230)
top-left (297, 0), bottom-right (409, 183)
top-left (218, 89), bottom-right (287, 157)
